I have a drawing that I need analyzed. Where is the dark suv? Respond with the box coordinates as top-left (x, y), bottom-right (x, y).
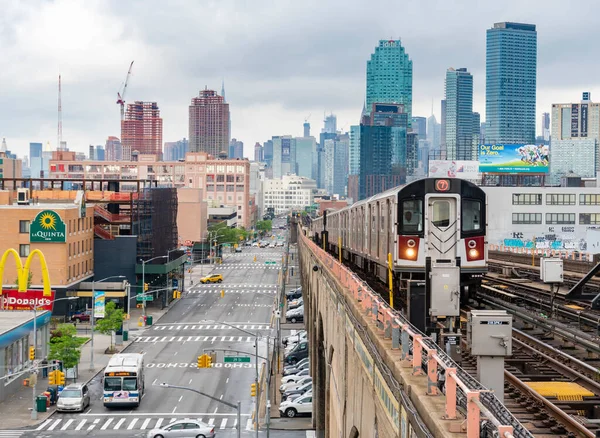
top-left (285, 341), bottom-right (308, 365)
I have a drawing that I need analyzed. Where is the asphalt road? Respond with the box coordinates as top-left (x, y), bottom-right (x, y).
top-left (14, 242), bottom-right (308, 438)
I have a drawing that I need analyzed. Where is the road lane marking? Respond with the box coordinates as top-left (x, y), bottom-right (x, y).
top-left (226, 377), bottom-right (229, 383)
top-left (178, 396), bottom-right (183, 402)
top-left (100, 418), bottom-right (113, 430)
top-left (61, 419), bottom-right (74, 430)
top-left (127, 418), bottom-right (138, 430)
top-left (172, 407), bottom-right (177, 413)
top-left (113, 418), bottom-right (126, 429)
top-left (75, 419), bottom-right (87, 430)
top-left (220, 418), bottom-right (228, 429)
top-left (47, 419), bottom-right (61, 431)
top-left (88, 418), bottom-right (100, 430)
top-left (155, 418), bottom-right (164, 428)
top-left (140, 418), bottom-right (151, 429)
top-left (208, 418), bottom-right (215, 425)
top-left (36, 419), bottom-right (52, 431)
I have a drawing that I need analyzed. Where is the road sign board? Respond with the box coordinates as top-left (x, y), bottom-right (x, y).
top-left (224, 356), bottom-right (251, 363)
top-left (265, 261), bottom-right (276, 265)
top-left (136, 295), bottom-right (153, 302)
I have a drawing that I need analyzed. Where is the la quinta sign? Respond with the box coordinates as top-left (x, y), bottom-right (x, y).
top-left (30, 210), bottom-right (66, 243)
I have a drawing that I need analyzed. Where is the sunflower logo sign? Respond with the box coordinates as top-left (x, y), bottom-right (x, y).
top-left (30, 210), bottom-right (66, 243)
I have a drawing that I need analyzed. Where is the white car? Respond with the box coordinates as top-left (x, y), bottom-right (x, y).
top-left (283, 331), bottom-right (307, 347)
top-left (280, 376), bottom-right (312, 394)
top-left (280, 368), bottom-right (310, 384)
top-left (146, 419), bottom-right (215, 438)
top-left (279, 393), bottom-right (313, 418)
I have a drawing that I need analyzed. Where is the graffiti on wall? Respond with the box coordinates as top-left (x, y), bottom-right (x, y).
top-left (499, 230), bottom-right (587, 251)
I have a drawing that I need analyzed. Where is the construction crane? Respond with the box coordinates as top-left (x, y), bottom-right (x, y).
top-left (116, 61), bottom-right (134, 121)
top-left (304, 113), bottom-right (311, 123)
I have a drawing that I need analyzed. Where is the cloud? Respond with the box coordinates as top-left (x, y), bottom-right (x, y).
top-left (2, 0), bottom-right (600, 159)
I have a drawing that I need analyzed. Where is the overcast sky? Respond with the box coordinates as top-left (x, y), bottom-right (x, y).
top-left (2, 0), bottom-right (599, 159)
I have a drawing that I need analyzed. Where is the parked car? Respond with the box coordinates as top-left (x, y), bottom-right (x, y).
top-left (283, 331), bottom-right (307, 347)
top-left (288, 297), bottom-right (303, 310)
top-left (57, 383), bottom-right (90, 412)
top-left (70, 310), bottom-right (91, 323)
top-left (286, 306), bottom-right (304, 324)
top-left (286, 389), bottom-right (312, 403)
top-left (146, 419), bottom-right (215, 438)
top-left (279, 393), bottom-right (313, 418)
top-left (280, 367), bottom-right (310, 384)
top-left (285, 287), bottom-right (302, 299)
top-left (280, 376), bottom-right (312, 393)
top-left (235, 247), bottom-right (242, 253)
top-left (282, 382), bottom-right (312, 402)
top-left (285, 340), bottom-right (308, 365)
top-left (268, 243), bottom-right (276, 248)
top-left (200, 274), bottom-right (223, 284)
top-left (283, 358), bottom-right (310, 376)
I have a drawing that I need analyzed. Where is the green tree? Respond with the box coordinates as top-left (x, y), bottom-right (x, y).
top-left (256, 220), bottom-right (272, 234)
top-left (94, 302), bottom-right (124, 352)
top-left (13, 271), bottom-right (33, 289)
top-left (49, 324), bottom-right (82, 380)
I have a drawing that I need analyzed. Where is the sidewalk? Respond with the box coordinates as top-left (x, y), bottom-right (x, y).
top-left (0, 304), bottom-right (170, 430)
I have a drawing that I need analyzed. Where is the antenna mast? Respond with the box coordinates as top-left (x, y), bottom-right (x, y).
top-left (57, 75), bottom-right (63, 151)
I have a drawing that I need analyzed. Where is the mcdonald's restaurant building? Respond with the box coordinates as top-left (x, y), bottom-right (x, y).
top-left (0, 198), bottom-right (95, 316)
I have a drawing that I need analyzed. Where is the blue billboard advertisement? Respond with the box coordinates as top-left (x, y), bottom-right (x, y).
top-left (478, 144), bottom-right (549, 173)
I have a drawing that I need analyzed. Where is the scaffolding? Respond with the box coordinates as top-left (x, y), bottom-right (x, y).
top-left (135, 187), bottom-right (178, 259)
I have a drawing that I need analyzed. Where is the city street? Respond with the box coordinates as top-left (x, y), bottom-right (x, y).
top-left (12, 243), bottom-right (303, 438)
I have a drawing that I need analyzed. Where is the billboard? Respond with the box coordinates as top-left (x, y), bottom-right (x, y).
top-left (478, 144), bottom-right (549, 173)
top-left (0, 289), bottom-right (56, 311)
top-left (428, 160), bottom-right (479, 180)
top-left (30, 210), bottom-right (67, 243)
top-left (94, 290), bottom-right (105, 318)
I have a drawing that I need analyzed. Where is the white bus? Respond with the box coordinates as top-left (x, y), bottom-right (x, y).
top-left (103, 353), bottom-right (145, 407)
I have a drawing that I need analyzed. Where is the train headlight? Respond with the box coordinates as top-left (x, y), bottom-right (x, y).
top-left (468, 248), bottom-right (479, 258)
top-left (398, 236), bottom-right (419, 261)
top-left (407, 239), bottom-right (416, 248)
top-left (406, 248), bottom-right (415, 258)
top-left (465, 236), bottom-right (485, 261)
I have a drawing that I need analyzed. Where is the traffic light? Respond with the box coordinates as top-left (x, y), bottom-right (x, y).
top-left (29, 346), bottom-right (35, 361)
top-left (220, 289), bottom-right (225, 298)
top-left (57, 370), bottom-right (66, 385)
top-left (206, 355), bottom-right (212, 368)
top-left (144, 283), bottom-right (149, 291)
top-left (48, 370), bottom-right (56, 385)
top-left (197, 355), bottom-right (206, 368)
top-left (250, 383), bottom-right (257, 397)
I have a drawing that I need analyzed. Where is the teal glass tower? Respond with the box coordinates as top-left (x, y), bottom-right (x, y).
top-left (366, 40), bottom-right (413, 124)
top-left (486, 22), bottom-right (537, 144)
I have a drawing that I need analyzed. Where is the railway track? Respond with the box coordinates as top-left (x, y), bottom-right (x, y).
top-left (490, 250), bottom-right (598, 276)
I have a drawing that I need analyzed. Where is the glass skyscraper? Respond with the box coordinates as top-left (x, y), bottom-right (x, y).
top-left (445, 68), bottom-right (475, 160)
top-left (366, 40), bottom-right (413, 124)
top-left (486, 22), bottom-right (537, 144)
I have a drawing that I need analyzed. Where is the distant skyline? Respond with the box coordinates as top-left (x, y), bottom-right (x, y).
top-left (1, 0), bottom-right (599, 159)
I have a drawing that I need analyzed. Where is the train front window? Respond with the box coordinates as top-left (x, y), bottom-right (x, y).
top-left (432, 200), bottom-right (450, 228)
top-left (402, 200), bottom-right (422, 233)
top-left (462, 200), bottom-right (481, 232)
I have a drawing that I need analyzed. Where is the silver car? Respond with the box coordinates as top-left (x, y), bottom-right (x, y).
top-left (56, 383), bottom-right (90, 412)
top-left (146, 419), bottom-right (215, 438)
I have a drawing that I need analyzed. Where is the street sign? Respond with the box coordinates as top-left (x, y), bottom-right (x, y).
top-left (136, 295), bottom-right (153, 302)
top-left (224, 356), bottom-right (251, 363)
top-left (265, 261), bottom-right (276, 265)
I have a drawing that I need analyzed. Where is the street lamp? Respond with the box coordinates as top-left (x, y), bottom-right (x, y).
top-left (141, 255), bottom-right (168, 320)
top-left (90, 275), bottom-right (125, 371)
top-left (30, 296), bottom-right (77, 420)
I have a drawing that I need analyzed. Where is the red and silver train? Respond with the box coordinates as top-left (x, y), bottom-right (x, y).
top-left (311, 178), bottom-right (487, 312)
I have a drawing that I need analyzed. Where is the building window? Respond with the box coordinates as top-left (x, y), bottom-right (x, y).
top-left (580, 213), bottom-right (600, 225)
top-left (580, 194), bottom-right (600, 205)
top-left (546, 194), bottom-right (576, 205)
top-left (69, 266), bottom-right (71, 279)
top-left (226, 185), bottom-right (234, 192)
top-left (512, 194), bottom-right (542, 205)
top-left (546, 213), bottom-right (575, 224)
top-left (19, 244), bottom-right (30, 257)
top-left (216, 174), bottom-right (225, 182)
top-left (226, 175), bottom-right (234, 182)
top-left (512, 213), bottom-right (542, 224)
top-left (19, 220), bottom-right (30, 233)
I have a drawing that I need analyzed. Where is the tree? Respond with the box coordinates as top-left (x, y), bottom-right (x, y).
top-left (14, 271), bottom-right (33, 288)
top-left (256, 220), bottom-right (272, 234)
top-left (49, 324), bottom-right (82, 380)
top-left (94, 302), bottom-right (124, 352)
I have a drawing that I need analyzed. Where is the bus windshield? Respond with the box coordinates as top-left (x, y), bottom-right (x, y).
top-left (104, 377), bottom-right (122, 391)
top-left (123, 377), bottom-right (138, 390)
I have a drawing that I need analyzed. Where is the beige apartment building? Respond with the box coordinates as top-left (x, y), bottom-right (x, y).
top-left (49, 152), bottom-right (252, 228)
top-left (0, 191), bottom-right (94, 291)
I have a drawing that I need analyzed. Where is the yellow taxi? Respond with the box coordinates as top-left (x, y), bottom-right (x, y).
top-left (200, 274), bottom-right (223, 284)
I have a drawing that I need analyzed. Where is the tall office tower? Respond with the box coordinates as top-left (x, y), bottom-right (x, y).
top-left (366, 39), bottom-right (413, 124)
top-left (105, 136), bottom-right (123, 161)
top-left (486, 22), bottom-right (537, 144)
top-left (254, 142), bottom-right (263, 162)
top-left (480, 122), bottom-right (487, 145)
top-left (295, 136), bottom-right (316, 179)
top-left (29, 142), bottom-right (43, 178)
top-left (89, 145), bottom-right (95, 160)
top-left (188, 88), bottom-right (230, 156)
top-left (29, 142), bottom-right (42, 159)
top-left (95, 145), bottom-right (105, 161)
top-left (323, 114), bottom-right (337, 134)
top-left (229, 138), bottom-right (244, 159)
top-left (472, 112), bottom-right (481, 159)
top-left (370, 103), bottom-right (408, 171)
top-left (541, 112), bottom-right (550, 141)
top-left (349, 125), bottom-right (361, 176)
top-left (323, 133), bottom-right (349, 196)
top-left (303, 121), bottom-right (310, 137)
top-left (445, 68), bottom-right (475, 160)
top-left (318, 131), bottom-right (337, 188)
top-left (411, 116), bottom-right (427, 141)
top-left (440, 99), bottom-right (447, 158)
top-left (272, 136), bottom-right (294, 178)
top-left (263, 139), bottom-right (274, 167)
top-left (121, 101), bottom-right (163, 160)
top-left (163, 139), bottom-right (189, 161)
top-left (426, 115), bottom-right (440, 153)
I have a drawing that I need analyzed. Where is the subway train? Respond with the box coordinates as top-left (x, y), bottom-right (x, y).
top-left (311, 178), bottom-right (487, 315)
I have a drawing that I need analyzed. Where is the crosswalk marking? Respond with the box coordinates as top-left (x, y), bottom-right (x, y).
top-left (191, 284), bottom-right (277, 288)
top-left (34, 416), bottom-right (249, 431)
top-left (152, 323), bottom-right (271, 331)
top-left (0, 432), bottom-right (24, 437)
top-left (187, 289), bottom-right (276, 295)
top-left (60, 419), bottom-right (74, 430)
